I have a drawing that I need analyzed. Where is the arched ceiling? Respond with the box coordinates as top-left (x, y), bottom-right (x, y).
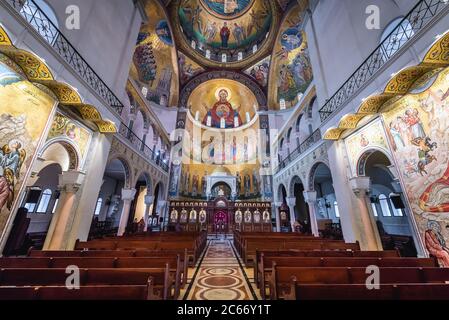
top-left (132, 0), bottom-right (311, 111)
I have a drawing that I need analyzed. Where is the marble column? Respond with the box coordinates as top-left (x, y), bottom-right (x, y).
top-left (144, 195), bottom-right (154, 231)
top-left (303, 190), bottom-right (319, 237)
top-left (286, 197), bottom-right (297, 231)
top-left (274, 202), bottom-right (283, 232)
top-left (44, 171), bottom-right (85, 250)
top-left (349, 177), bottom-right (383, 251)
top-left (117, 188), bottom-right (137, 236)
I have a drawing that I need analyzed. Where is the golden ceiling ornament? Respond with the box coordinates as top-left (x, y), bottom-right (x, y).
top-left (323, 30), bottom-right (449, 141)
top-left (76, 104), bottom-right (103, 121)
top-left (338, 113), bottom-right (366, 129)
top-left (384, 65), bottom-right (434, 95)
top-left (357, 94), bottom-right (393, 114)
top-left (1, 47), bottom-right (54, 81)
top-left (323, 127), bottom-right (344, 141)
top-left (0, 25), bottom-right (117, 134)
top-left (95, 120), bottom-right (118, 133)
top-left (37, 80), bottom-right (83, 104)
top-left (423, 32), bottom-right (449, 65)
top-left (0, 27), bottom-right (12, 45)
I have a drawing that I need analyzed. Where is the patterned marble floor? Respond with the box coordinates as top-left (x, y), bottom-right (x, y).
top-left (183, 237), bottom-right (258, 300)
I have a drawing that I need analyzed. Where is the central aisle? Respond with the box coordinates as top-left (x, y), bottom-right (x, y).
top-left (184, 238), bottom-right (257, 300)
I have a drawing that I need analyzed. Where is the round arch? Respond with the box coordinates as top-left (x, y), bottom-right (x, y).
top-left (356, 148), bottom-right (394, 177)
top-left (105, 157), bottom-right (132, 188)
top-left (276, 183), bottom-right (287, 203)
top-left (135, 171), bottom-right (153, 192)
top-left (288, 175), bottom-right (305, 197)
top-left (40, 139), bottom-right (81, 171)
top-left (308, 160), bottom-right (331, 191)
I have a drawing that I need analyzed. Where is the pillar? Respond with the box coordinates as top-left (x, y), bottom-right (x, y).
top-left (43, 171), bottom-right (85, 250)
top-left (274, 202), bottom-right (282, 232)
top-left (349, 177), bottom-right (383, 251)
top-left (286, 197), bottom-right (297, 231)
top-left (118, 188), bottom-right (137, 236)
top-left (144, 195), bottom-right (154, 231)
top-left (303, 191), bottom-right (319, 237)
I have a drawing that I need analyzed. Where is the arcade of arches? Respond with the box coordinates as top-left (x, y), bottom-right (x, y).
top-left (0, 0), bottom-right (449, 301)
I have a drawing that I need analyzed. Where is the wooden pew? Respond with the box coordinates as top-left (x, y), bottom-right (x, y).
top-left (0, 267), bottom-right (170, 300)
top-left (0, 284), bottom-right (153, 300)
top-left (285, 283), bottom-right (449, 300)
top-left (258, 256), bottom-right (437, 299)
top-left (0, 256), bottom-right (182, 299)
top-left (270, 266), bottom-right (449, 300)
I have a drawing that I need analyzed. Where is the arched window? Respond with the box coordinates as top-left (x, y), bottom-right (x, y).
top-left (380, 17), bottom-right (414, 61)
top-left (20, 0), bottom-right (59, 45)
top-left (52, 198), bottom-right (59, 214)
top-left (333, 201), bottom-right (340, 218)
top-left (371, 202), bottom-right (379, 217)
top-left (36, 189), bottom-right (52, 213)
top-left (389, 194), bottom-right (404, 217)
top-left (379, 194), bottom-right (392, 217)
top-left (94, 198), bottom-right (103, 216)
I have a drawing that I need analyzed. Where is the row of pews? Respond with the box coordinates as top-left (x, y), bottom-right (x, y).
top-left (0, 231), bottom-right (207, 300)
top-left (237, 232), bottom-right (449, 300)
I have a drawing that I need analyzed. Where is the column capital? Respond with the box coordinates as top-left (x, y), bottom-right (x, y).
top-left (121, 188), bottom-right (137, 201)
top-left (349, 176), bottom-right (371, 196)
top-left (58, 171), bottom-right (85, 193)
top-left (303, 190), bottom-right (317, 203)
top-left (286, 197), bottom-right (296, 207)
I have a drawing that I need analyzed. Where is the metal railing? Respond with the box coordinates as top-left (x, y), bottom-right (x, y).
top-left (5, 0), bottom-right (124, 115)
top-left (275, 129), bottom-right (321, 174)
top-left (318, 0), bottom-right (448, 122)
top-left (119, 123), bottom-right (169, 172)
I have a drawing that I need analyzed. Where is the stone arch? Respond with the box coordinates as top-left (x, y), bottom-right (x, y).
top-left (105, 156), bottom-right (132, 188)
top-left (288, 175), bottom-right (305, 197)
top-left (356, 148), bottom-right (394, 177)
top-left (135, 170), bottom-right (153, 193)
top-left (40, 139), bottom-right (81, 171)
top-left (276, 183), bottom-right (287, 203)
top-left (307, 160), bottom-right (331, 191)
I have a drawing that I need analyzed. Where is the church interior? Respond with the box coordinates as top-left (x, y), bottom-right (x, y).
top-left (0, 0), bottom-right (449, 302)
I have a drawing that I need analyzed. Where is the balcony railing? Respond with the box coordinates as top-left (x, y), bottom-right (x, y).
top-left (275, 129), bottom-right (321, 174)
top-left (318, 0), bottom-right (448, 122)
top-left (119, 123), bottom-right (169, 172)
top-left (5, 0), bottom-right (124, 115)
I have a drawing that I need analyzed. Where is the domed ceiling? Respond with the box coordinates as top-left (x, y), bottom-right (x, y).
top-left (170, 0), bottom-right (280, 68)
top-left (129, 0), bottom-right (312, 111)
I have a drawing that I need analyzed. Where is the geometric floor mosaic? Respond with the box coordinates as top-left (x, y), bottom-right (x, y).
top-left (184, 237), bottom-right (258, 300)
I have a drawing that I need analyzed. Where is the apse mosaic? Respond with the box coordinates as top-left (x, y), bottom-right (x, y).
top-left (46, 113), bottom-right (93, 163)
top-left (244, 56), bottom-right (270, 88)
top-left (0, 62), bottom-right (55, 240)
top-left (131, 0), bottom-right (179, 106)
top-left (178, 0), bottom-right (272, 50)
top-left (269, 3), bottom-right (313, 108)
top-left (187, 79), bottom-right (258, 129)
top-left (344, 119), bottom-right (390, 176)
top-left (381, 67), bottom-right (449, 266)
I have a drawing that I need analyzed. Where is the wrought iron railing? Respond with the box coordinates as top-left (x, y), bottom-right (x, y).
top-left (5, 0), bottom-right (124, 115)
top-left (275, 129), bottom-right (321, 174)
top-left (318, 0), bottom-right (448, 122)
top-left (119, 123), bottom-right (170, 172)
